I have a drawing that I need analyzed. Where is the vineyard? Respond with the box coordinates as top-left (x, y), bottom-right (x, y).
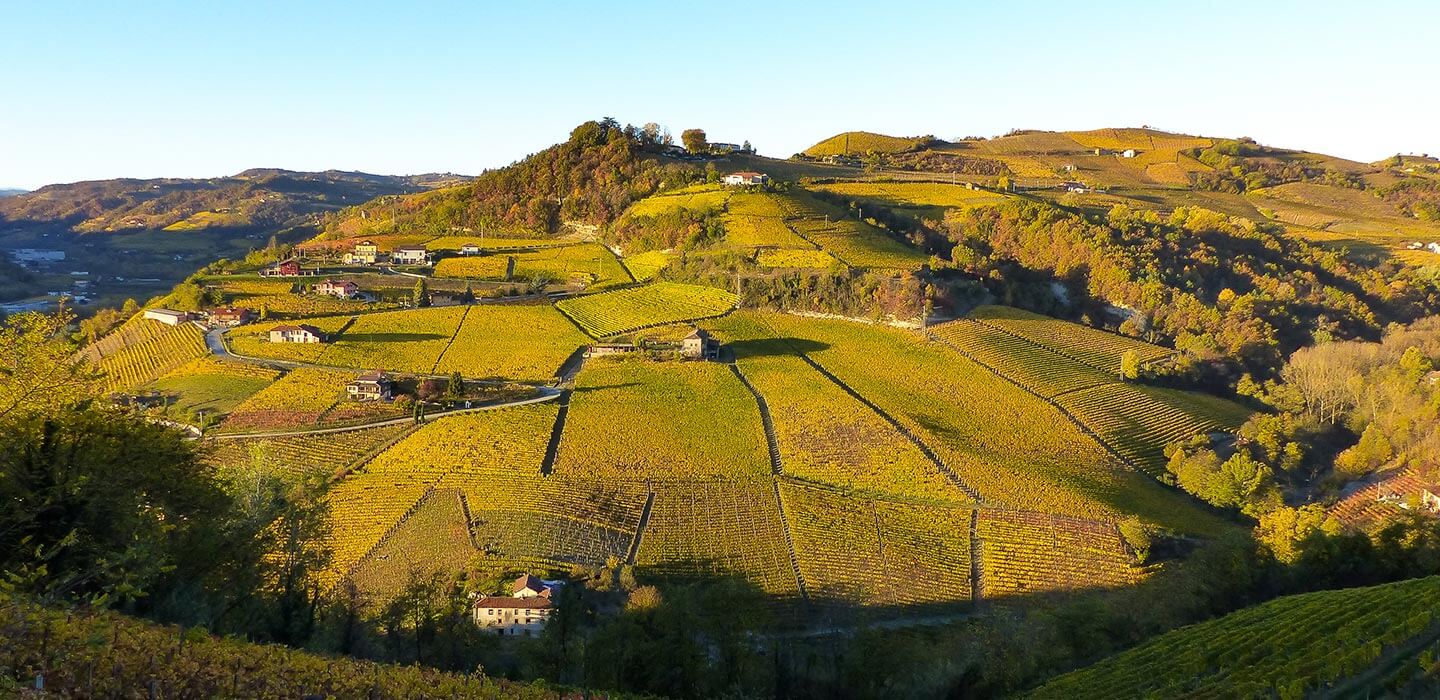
top-left (802, 131), bottom-right (931, 156)
top-left (424, 236), bottom-right (571, 251)
top-left (718, 316), bottom-right (961, 502)
top-left (755, 248), bottom-right (840, 269)
top-left (436, 244), bottom-right (632, 289)
top-left (621, 186), bottom-right (730, 219)
top-left (752, 312), bottom-right (1229, 535)
top-left (786, 216), bottom-right (926, 269)
top-left (227, 315), bottom-right (354, 363)
top-left (91, 319), bottom-right (209, 392)
top-left (722, 193), bottom-right (813, 249)
top-left (554, 359), bottom-right (770, 480)
top-left (432, 304), bottom-right (588, 380)
top-left (433, 256), bottom-right (510, 279)
top-left (810, 181), bottom-right (1007, 209)
top-left (348, 488), bottom-right (477, 599)
top-left (929, 319), bottom-right (1112, 398)
top-left (1027, 576), bottom-right (1440, 699)
top-left (638, 480), bottom-right (800, 598)
top-left (0, 595), bottom-right (550, 699)
top-left (217, 367), bottom-right (353, 433)
top-left (976, 509), bottom-right (1141, 599)
top-left (206, 422), bottom-right (413, 481)
top-left (317, 305), bottom-right (468, 373)
top-left (208, 277), bottom-right (383, 316)
top-left (930, 316), bottom-right (1252, 477)
top-left (967, 305), bottom-right (1173, 375)
top-left (778, 482), bottom-right (972, 607)
top-left (1056, 383), bottom-right (1251, 476)
top-left (555, 282), bottom-right (739, 337)
top-left (620, 249), bottom-right (672, 281)
top-left (146, 357), bottom-right (280, 418)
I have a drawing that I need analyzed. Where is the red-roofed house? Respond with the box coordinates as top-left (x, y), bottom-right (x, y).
top-left (472, 574), bottom-right (563, 636)
top-left (261, 259), bottom-right (302, 277)
top-left (315, 279), bottom-right (360, 299)
top-left (209, 307), bottom-right (254, 327)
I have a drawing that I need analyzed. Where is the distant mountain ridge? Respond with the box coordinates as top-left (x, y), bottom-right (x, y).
top-left (0, 188), bottom-right (27, 198)
top-left (0, 169), bottom-right (469, 233)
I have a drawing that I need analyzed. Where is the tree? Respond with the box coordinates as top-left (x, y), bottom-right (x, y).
top-left (417, 378), bottom-right (444, 401)
top-left (741, 140), bottom-right (753, 153)
top-left (445, 371), bottom-right (465, 400)
top-left (0, 309), bottom-right (101, 422)
top-left (1120, 349), bottom-right (1141, 380)
top-left (681, 129), bottom-right (708, 154)
top-left (1255, 504), bottom-right (1339, 564)
top-left (460, 284), bottom-right (475, 304)
top-left (413, 278), bottom-right (429, 307)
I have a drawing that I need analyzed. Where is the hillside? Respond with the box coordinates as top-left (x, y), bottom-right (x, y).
top-left (802, 131), bottom-right (939, 157)
top-left (1028, 576), bottom-right (1440, 698)
top-left (0, 594), bottom-right (581, 698)
top-left (0, 169), bottom-right (464, 233)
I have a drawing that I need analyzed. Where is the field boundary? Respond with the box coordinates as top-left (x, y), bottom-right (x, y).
top-left (771, 480), bottom-right (810, 602)
top-left (969, 509), bottom-right (983, 606)
top-left (787, 348), bottom-right (983, 502)
top-left (625, 490), bottom-right (656, 565)
top-left (429, 304), bottom-right (472, 373)
top-left (968, 315), bottom-right (1176, 374)
top-left (207, 388), bottom-right (561, 440)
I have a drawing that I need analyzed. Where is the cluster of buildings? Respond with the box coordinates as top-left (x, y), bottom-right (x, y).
top-left (341, 240), bottom-right (431, 266)
top-left (722, 171), bottom-right (769, 187)
top-left (584, 328), bottom-right (721, 361)
top-left (1406, 241), bottom-right (1440, 254)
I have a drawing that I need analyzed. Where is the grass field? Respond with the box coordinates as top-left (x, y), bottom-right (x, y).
top-left (555, 282), bottom-right (738, 337)
top-left (146, 357), bottom-right (280, 418)
top-left (555, 359), bottom-right (770, 481)
top-left (748, 312), bottom-right (1229, 534)
top-left (1028, 576), bottom-right (1440, 699)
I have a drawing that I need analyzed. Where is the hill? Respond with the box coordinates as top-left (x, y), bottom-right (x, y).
top-left (1028, 576), bottom-right (1440, 698)
top-left (0, 594), bottom-right (582, 698)
top-left (803, 131), bottom-right (940, 157)
top-left (0, 188), bottom-right (26, 198)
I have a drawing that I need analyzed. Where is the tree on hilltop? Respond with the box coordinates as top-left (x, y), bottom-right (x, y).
top-left (682, 129), bottom-right (708, 154)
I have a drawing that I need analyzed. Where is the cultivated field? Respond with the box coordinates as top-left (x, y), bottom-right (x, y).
top-left (555, 282), bottom-right (739, 337)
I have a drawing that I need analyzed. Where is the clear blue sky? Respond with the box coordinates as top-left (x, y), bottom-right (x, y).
top-left (2, 0), bottom-right (1436, 189)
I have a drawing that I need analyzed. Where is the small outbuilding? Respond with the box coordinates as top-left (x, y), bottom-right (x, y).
top-left (144, 308), bottom-right (191, 326)
top-left (680, 328), bottom-right (720, 360)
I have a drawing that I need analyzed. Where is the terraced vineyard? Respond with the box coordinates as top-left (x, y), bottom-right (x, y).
top-left (929, 319), bottom-right (1111, 398)
top-left (752, 312), bottom-right (1229, 535)
top-left (968, 305), bottom-right (1173, 375)
top-left (778, 482), bottom-right (972, 607)
top-left (555, 281), bottom-right (739, 337)
top-left (1028, 576), bottom-right (1440, 699)
top-left (554, 359), bottom-right (770, 480)
top-left (638, 480), bottom-right (800, 597)
top-left (90, 318), bottom-right (209, 391)
top-left (786, 217), bottom-right (927, 269)
top-left (1056, 383), bottom-right (1251, 475)
top-left (206, 422), bottom-right (413, 480)
top-left (976, 509), bottom-right (1140, 599)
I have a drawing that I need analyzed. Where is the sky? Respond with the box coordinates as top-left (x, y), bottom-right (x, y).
top-left (2, 0), bottom-right (1437, 190)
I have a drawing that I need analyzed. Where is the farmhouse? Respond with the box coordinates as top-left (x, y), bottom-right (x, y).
top-left (1059, 181), bottom-right (1090, 194)
top-left (1121, 149), bottom-right (1137, 158)
top-left (459, 243), bottom-right (482, 256)
top-left (208, 306), bottom-right (253, 327)
top-left (143, 308), bottom-right (191, 326)
top-left (391, 246), bottom-right (431, 265)
top-left (345, 240), bottom-right (381, 265)
top-left (472, 575), bottom-right (562, 636)
top-left (268, 324), bottom-right (325, 343)
top-left (723, 171), bottom-right (769, 187)
top-left (261, 259), bottom-right (302, 277)
top-left (681, 328), bottom-right (720, 360)
top-left (346, 371), bottom-right (393, 401)
top-left (315, 279), bottom-right (360, 299)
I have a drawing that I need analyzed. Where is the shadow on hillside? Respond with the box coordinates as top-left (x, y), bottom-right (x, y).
top-left (572, 381), bottom-right (642, 394)
top-left (725, 337), bottom-right (829, 360)
top-left (335, 332), bottom-right (451, 343)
